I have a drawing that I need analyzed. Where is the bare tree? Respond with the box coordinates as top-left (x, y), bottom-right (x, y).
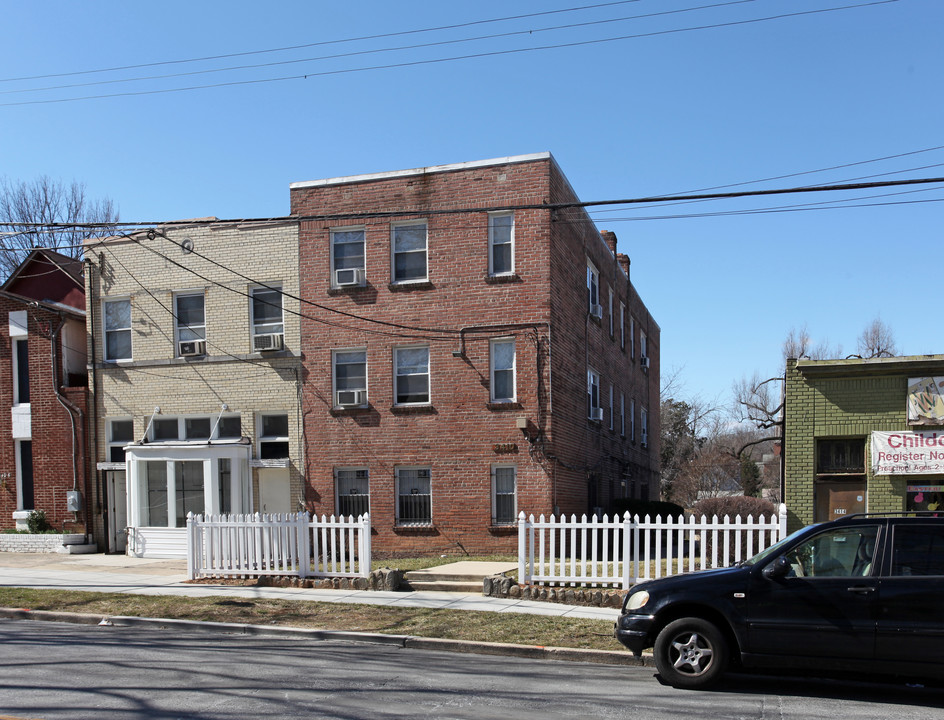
top-left (0, 176), bottom-right (118, 276)
top-left (782, 324), bottom-right (841, 361)
top-left (856, 317), bottom-right (898, 359)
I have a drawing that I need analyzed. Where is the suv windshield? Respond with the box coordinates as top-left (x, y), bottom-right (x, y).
top-left (741, 527), bottom-right (808, 567)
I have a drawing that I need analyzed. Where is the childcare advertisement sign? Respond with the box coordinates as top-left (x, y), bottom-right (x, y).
top-left (871, 430), bottom-right (944, 475)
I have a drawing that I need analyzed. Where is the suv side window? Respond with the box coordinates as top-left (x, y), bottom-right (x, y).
top-left (891, 525), bottom-right (944, 576)
top-left (784, 525), bottom-right (879, 578)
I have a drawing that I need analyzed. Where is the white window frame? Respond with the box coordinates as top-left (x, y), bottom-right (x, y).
top-left (487, 211), bottom-right (514, 276)
top-left (108, 418), bottom-right (134, 463)
top-left (641, 407), bottom-right (649, 447)
top-left (330, 226), bottom-right (366, 287)
top-left (391, 220), bottom-right (428, 283)
top-left (620, 392), bottom-right (626, 437)
top-left (395, 466), bottom-right (432, 526)
top-left (250, 286), bottom-right (284, 338)
top-left (630, 316), bottom-right (636, 358)
top-left (587, 260), bottom-right (599, 313)
top-left (608, 287), bottom-right (614, 337)
top-left (394, 345), bottom-right (430, 406)
top-left (641, 330), bottom-right (648, 362)
top-left (489, 337), bottom-right (516, 403)
top-left (491, 464), bottom-right (517, 525)
top-left (335, 467), bottom-right (370, 518)
top-left (609, 384), bottom-right (614, 430)
top-left (587, 368), bottom-right (601, 420)
top-left (620, 302), bottom-right (626, 350)
top-left (147, 414), bottom-right (241, 443)
top-left (103, 298), bottom-right (132, 362)
top-left (12, 337), bottom-right (28, 406)
top-left (174, 291), bottom-right (206, 351)
top-left (631, 398), bottom-right (636, 441)
top-left (257, 413), bottom-right (290, 460)
top-left (333, 348), bottom-right (368, 407)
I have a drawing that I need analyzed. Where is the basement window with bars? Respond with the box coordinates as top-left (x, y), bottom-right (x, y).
top-left (396, 467), bottom-right (431, 526)
top-left (492, 465), bottom-right (517, 525)
top-left (335, 468), bottom-right (369, 518)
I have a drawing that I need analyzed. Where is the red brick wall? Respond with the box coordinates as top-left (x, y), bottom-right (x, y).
top-left (292, 156), bottom-right (659, 555)
top-left (0, 299), bottom-right (89, 534)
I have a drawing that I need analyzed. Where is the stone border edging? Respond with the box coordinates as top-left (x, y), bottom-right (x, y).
top-left (0, 607), bottom-right (651, 667)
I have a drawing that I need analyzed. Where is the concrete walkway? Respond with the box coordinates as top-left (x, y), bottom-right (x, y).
top-left (0, 552), bottom-right (620, 622)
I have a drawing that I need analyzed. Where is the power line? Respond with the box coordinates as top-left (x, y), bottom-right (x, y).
top-left (1, 1), bottom-right (754, 97)
top-left (0, 0), bottom-right (646, 83)
top-left (0, 0), bottom-right (896, 107)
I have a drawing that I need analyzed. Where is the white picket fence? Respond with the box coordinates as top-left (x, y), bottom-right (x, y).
top-left (518, 504), bottom-right (788, 589)
top-left (186, 512), bottom-right (372, 580)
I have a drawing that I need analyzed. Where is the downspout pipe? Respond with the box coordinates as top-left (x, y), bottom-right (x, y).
top-left (49, 313), bottom-right (88, 540)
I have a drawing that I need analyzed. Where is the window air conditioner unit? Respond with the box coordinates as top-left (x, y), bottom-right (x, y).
top-left (337, 390), bottom-right (366, 407)
top-left (335, 268), bottom-right (363, 287)
top-left (178, 340), bottom-right (206, 357)
top-left (590, 407), bottom-right (604, 421)
top-left (590, 303), bottom-right (603, 320)
top-left (640, 356), bottom-right (650, 370)
top-left (254, 333), bottom-right (284, 352)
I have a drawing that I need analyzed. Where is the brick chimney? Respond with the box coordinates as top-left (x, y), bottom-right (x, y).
top-left (600, 230), bottom-right (618, 255)
top-left (617, 252), bottom-right (631, 279)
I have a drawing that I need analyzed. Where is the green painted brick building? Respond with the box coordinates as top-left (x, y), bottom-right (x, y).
top-left (784, 354), bottom-right (944, 532)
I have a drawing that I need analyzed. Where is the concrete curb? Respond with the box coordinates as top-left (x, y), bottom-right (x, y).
top-left (0, 607), bottom-right (654, 667)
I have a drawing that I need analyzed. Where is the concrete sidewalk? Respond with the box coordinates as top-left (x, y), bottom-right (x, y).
top-left (0, 552), bottom-right (620, 622)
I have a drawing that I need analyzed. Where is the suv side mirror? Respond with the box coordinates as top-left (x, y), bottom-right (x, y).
top-left (763, 555), bottom-right (791, 580)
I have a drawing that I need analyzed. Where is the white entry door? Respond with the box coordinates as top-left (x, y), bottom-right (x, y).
top-left (108, 471), bottom-right (128, 553)
top-left (258, 468), bottom-right (292, 514)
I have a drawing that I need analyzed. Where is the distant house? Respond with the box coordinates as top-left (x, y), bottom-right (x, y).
top-left (0, 250), bottom-right (89, 536)
top-left (291, 153), bottom-right (661, 554)
top-left (85, 222), bottom-right (302, 556)
top-left (784, 354), bottom-right (944, 531)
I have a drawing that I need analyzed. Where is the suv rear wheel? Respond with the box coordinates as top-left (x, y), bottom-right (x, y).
top-left (654, 617), bottom-right (729, 689)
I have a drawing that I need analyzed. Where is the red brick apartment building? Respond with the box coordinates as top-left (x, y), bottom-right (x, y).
top-left (0, 250), bottom-right (89, 535)
top-left (291, 153), bottom-right (660, 555)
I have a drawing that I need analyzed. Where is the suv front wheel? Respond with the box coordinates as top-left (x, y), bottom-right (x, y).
top-left (654, 617), bottom-right (729, 689)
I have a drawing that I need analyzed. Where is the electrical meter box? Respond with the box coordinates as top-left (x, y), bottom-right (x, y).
top-left (66, 491), bottom-right (82, 513)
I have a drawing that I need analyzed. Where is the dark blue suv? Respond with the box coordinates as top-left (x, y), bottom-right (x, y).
top-left (614, 513), bottom-right (944, 688)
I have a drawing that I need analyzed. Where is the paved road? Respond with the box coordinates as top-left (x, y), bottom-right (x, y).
top-left (0, 620), bottom-right (941, 720)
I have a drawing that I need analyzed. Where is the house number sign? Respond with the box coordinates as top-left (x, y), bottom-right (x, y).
top-left (493, 443), bottom-right (518, 454)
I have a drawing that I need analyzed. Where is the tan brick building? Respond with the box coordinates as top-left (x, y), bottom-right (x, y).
top-left (85, 222), bottom-right (303, 555)
top-left (291, 153), bottom-right (660, 555)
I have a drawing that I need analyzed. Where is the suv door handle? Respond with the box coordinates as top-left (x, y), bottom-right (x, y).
top-left (847, 586), bottom-right (875, 594)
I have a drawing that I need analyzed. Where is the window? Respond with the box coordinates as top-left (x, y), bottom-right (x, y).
top-left (333, 349), bottom-right (367, 407)
top-left (396, 467), bottom-right (431, 525)
top-left (395, 346), bottom-right (430, 405)
top-left (16, 440), bottom-right (33, 511)
top-left (392, 221), bottom-right (427, 282)
top-left (13, 338), bottom-right (28, 405)
top-left (620, 302), bottom-right (626, 349)
top-left (176, 293), bottom-right (206, 355)
top-left (251, 287), bottom-right (284, 337)
top-left (336, 468), bottom-right (370, 518)
top-left (175, 460), bottom-right (205, 527)
top-left (891, 525), bottom-right (944, 576)
top-left (144, 460), bottom-right (168, 527)
top-left (490, 338), bottom-right (516, 403)
top-left (620, 392), bottom-right (626, 437)
top-left (259, 414), bottom-right (289, 459)
top-left (108, 419), bottom-right (134, 462)
top-left (784, 525), bottom-right (879, 578)
top-left (587, 368), bottom-right (601, 420)
top-left (488, 212), bottom-right (514, 275)
top-left (218, 458), bottom-right (233, 515)
top-left (216, 415), bottom-right (242, 439)
top-left (147, 415), bottom-right (241, 443)
top-left (630, 399), bottom-right (636, 441)
top-left (492, 465), bottom-right (516, 524)
top-left (641, 407), bottom-right (648, 447)
top-left (640, 330), bottom-right (648, 362)
top-left (609, 384), bottom-right (614, 430)
top-left (185, 417), bottom-right (212, 440)
top-left (608, 288), bottom-right (614, 337)
top-left (587, 261), bottom-right (599, 314)
top-left (331, 228), bottom-right (366, 286)
top-left (153, 418), bottom-right (179, 441)
top-left (104, 299), bottom-right (132, 361)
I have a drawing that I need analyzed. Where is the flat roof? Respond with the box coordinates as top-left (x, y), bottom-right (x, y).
top-left (795, 354), bottom-right (944, 377)
top-left (290, 152), bottom-right (552, 190)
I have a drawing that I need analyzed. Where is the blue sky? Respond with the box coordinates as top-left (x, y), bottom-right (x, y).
top-left (1, 0), bottom-right (940, 408)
